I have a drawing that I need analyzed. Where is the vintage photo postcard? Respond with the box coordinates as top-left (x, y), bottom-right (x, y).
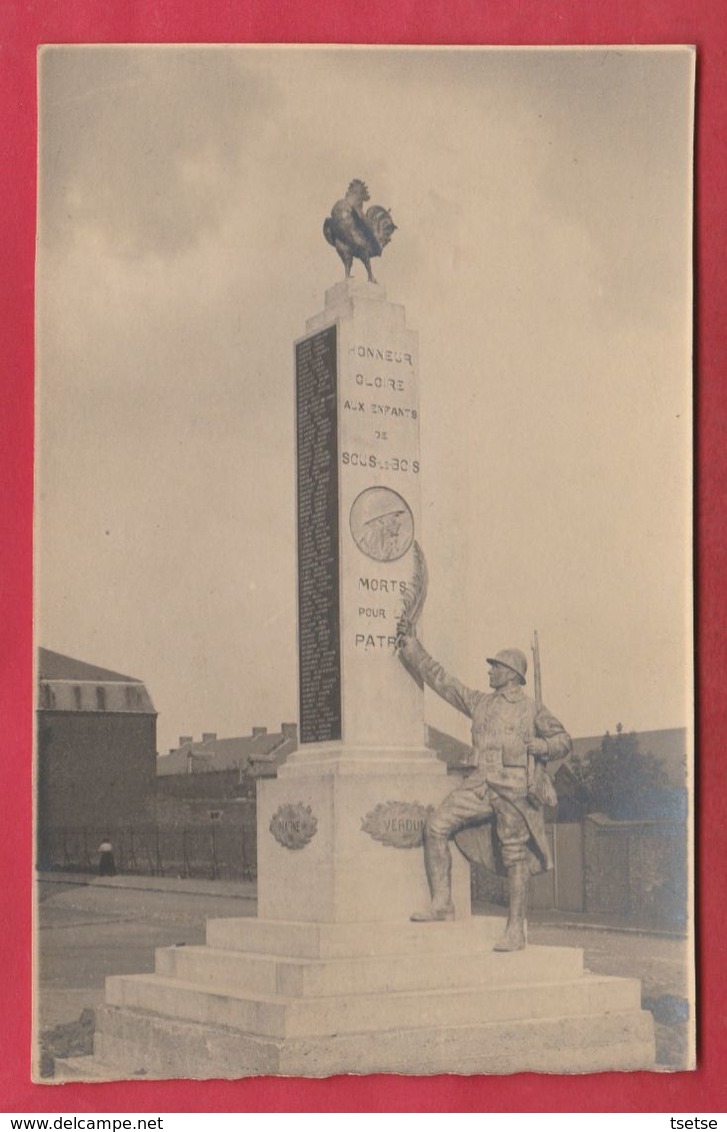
top-left (35, 44), bottom-right (694, 1081)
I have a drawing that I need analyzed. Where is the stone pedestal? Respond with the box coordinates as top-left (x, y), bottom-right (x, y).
top-left (257, 756), bottom-right (471, 925)
top-left (66, 280), bottom-right (655, 1080)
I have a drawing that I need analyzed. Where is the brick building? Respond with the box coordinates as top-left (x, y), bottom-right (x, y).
top-left (36, 648), bottom-right (157, 865)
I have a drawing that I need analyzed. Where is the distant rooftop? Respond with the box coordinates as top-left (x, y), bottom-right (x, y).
top-left (38, 648), bottom-right (142, 683)
top-left (156, 721), bottom-right (687, 787)
top-left (426, 725), bottom-right (471, 767)
top-left (157, 724), bottom-right (298, 776)
top-left (38, 648), bottom-right (156, 714)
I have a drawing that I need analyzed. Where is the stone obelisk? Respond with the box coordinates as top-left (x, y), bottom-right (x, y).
top-left (256, 276), bottom-right (471, 923)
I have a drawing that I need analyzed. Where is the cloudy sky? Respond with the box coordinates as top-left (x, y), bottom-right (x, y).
top-left (37, 46), bottom-right (694, 755)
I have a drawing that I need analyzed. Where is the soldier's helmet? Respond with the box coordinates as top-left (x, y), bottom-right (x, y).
top-left (486, 648), bottom-right (528, 685)
top-left (355, 490), bottom-right (408, 528)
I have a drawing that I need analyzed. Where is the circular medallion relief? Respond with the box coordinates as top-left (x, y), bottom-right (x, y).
top-left (349, 487), bottom-right (414, 562)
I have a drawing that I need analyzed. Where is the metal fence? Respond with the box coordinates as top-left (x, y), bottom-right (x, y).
top-left (38, 822), bottom-right (258, 881)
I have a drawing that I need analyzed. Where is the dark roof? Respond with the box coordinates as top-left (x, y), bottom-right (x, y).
top-left (158, 729), bottom-right (296, 776)
top-left (37, 648), bottom-right (155, 714)
top-left (426, 725), bottom-right (471, 768)
top-left (38, 648), bottom-right (140, 683)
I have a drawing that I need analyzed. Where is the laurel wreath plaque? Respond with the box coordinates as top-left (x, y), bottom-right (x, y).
top-left (361, 801), bottom-right (433, 849)
top-left (269, 803), bottom-right (318, 850)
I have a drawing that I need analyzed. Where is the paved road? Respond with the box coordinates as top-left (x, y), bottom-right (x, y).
top-left (529, 922), bottom-right (691, 1000)
top-left (37, 879), bottom-right (255, 1031)
top-left (36, 878), bottom-right (692, 1070)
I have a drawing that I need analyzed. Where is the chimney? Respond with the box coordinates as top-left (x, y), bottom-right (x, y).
top-left (202, 732), bottom-right (217, 744)
top-left (281, 722), bottom-right (298, 744)
top-left (252, 726), bottom-right (267, 738)
top-left (179, 736), bottom-right (194, 747)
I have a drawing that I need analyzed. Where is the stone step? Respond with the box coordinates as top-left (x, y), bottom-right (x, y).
top-left (105, 970), bottom-right (641, 1039)
top-left (93, 1003), bottom-right (655, 1078)
top-left (206, 915), bottom-right (510, 959)
top-left (155, 941), bottom-right (584, 997)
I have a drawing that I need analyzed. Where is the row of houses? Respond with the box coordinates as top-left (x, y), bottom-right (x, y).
top-left (36, 647), bottom-right (689, 928)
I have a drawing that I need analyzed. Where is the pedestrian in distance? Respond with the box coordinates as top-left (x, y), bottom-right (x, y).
top-left (98, 838), bottom-right (116, 876)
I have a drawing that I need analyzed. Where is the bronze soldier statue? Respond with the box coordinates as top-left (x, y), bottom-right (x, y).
top-left (397, 625), bottom-right (571, 951)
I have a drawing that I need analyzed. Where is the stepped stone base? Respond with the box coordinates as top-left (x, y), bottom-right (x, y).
top-left (85, 1003), bottom-right (655, 1079)
top-left (65, 917), bottom-right (655, 1079)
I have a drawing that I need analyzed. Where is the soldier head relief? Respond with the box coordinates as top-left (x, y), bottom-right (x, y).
top-left (350, 486), bottom-right (414, 563)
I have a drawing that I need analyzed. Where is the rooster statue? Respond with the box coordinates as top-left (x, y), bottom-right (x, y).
top-left (323, 179), bottom-right (397, 284)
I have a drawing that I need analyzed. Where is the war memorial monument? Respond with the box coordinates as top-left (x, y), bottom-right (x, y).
top-left (72, 182), bottom-right (656, 1078)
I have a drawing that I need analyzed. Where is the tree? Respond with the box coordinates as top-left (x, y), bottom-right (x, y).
top-left (568, 723), bottom-right (670, 819)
